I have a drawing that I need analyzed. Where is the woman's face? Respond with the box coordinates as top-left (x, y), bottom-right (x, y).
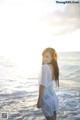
top-left (42, 52), bottom-right (53, 64)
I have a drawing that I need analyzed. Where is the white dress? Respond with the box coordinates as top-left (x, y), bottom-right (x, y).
top-left (38, 64), bottom-right (59, 117)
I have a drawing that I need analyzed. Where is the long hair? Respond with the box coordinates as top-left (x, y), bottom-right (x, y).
top-left (42, 47), bottom-right (59, 87)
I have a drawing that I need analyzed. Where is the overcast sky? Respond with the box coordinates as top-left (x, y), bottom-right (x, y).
top-left (45, 3), bottom-right (80, 34)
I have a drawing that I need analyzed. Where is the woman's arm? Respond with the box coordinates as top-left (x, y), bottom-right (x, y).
top-left (38, 85), bottom-right (45, 100)
top-left (37, 65), bottom-right (47, 108)
top-left (37, 85), bottom-right (45, 108)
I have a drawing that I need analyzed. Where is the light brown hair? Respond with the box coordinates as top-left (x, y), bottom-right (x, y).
top-left (42, 47), bottom-right (59, 87)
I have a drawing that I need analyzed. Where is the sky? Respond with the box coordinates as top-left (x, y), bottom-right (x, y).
top-left (0, 0), bottom-right (80, 76)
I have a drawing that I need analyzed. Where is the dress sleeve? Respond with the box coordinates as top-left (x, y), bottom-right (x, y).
top-left (39, 65), bottom-right (47, 87)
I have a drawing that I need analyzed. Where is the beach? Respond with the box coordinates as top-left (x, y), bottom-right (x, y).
top-left (0, 52), bottom-right (80, 120)
top-left (0, 78), bottom-right (80, 120)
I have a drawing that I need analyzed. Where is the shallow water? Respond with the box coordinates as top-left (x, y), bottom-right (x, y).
top-left (0, 52), bottom-right (80, 120)
top-left (0, 78), bottom-right (80, 120)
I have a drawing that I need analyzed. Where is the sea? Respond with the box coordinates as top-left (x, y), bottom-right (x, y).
top-left (0, 52), bottom-right (80, 120)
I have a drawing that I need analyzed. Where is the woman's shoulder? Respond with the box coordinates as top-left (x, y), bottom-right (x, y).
top-left (41, 64), bottom-right (49, 71)
top-left (41, 64), bottom-right (48, 68)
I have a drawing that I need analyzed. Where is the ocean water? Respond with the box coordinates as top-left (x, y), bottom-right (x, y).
top-left (58, 52), bottom-right (80, 82)
top-left (0, 52), bottom-right (80, 120)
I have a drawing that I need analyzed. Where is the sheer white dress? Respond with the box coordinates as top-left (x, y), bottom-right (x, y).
top-left (38, 64), bottom-right (59, 117)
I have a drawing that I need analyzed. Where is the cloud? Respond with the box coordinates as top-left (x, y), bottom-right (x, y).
top-left (43, 4), bottom-right (80, 35)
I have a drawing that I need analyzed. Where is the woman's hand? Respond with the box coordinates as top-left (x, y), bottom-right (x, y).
top-left (37, 99), bottom-right (42, 108)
